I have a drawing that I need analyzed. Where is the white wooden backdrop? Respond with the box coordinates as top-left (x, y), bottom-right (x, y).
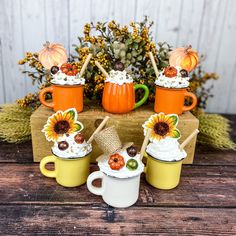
top-left (0, 0), bottom-right (235, 113)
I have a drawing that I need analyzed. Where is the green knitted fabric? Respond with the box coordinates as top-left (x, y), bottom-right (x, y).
top-left (0, 104), bottom-right (33, 143)
top-left (198, 113), bottom-right (236, 150)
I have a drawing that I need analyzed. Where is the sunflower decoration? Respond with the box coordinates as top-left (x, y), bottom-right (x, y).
top-left (42, 108), bottom-right (84, 142)
top-left (142, 113), bottom-right (180, 142)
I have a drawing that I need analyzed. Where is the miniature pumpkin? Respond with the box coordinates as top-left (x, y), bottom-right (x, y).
top-left (108, 154), bottom-right (125, 170)
top-left (164, 66), bottom-right (178, 78)
top-left (60, 63), bottom-right (78, 76)
top-left (169, 46), bottom-right (199, 72)
top-left (38, 41), bottom-right (67, 69)
top-left (102, 83), bottom-right (135, 114)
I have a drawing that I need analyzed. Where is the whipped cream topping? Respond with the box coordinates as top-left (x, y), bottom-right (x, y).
top-left (98, 149), bottom-right (144, 179)
top-left (146, 138), bottom-right (187, 162)
top-left (155, 66), bottom-right (190, 88)
top-left (105, 70), bottom-right (133, 85)
top-left (51, 70), bottom-right (85, 86)
top-left (52, 133), bottom-right (92, 159)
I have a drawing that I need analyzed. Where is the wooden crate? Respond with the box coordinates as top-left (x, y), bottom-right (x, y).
top-left (30, 103), bottom-right (199, 164)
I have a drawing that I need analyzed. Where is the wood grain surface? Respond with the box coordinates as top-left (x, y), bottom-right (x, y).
top-left (0, 114), bottom-right (235, 235)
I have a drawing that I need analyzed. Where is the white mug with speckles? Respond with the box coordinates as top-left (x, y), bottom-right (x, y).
top-left (87, 171), bottom-right (141, 208)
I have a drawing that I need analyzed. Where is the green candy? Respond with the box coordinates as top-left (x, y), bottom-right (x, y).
top-left (126, 159), bottom-right (138, 171)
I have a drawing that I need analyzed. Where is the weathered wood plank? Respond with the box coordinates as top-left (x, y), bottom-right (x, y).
top-left (177, 0), bottom-right (205, 47)
top-left (0, 205), bottom-right (235, 235)
top-left (136, 0), bottom-right (161, 42)
top-left (208, 0), bottom-right (236, 113)
top-left (0, 141), bottom-right (33, 163)
top-left (44, 0), bottom-right (70, 52)
top-left (0, 164), bottom-right (235, 207)
top-left (21, 0), bottom-right (46, 94)
top-left (69, 0), bottom-right (91, 53)
top-left (157, 0), bottom-right (183, 47)
top-left (0, 0), bottom-right (27, 102)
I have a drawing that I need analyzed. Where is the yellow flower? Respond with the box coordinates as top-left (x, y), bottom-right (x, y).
top-left (142, 113), bottom-right (180, 142)
top-left (42, 108), bottom-right (83, 142)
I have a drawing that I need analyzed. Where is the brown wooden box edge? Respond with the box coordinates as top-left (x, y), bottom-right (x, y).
top-left (30, 104), bottom-right (199, 164)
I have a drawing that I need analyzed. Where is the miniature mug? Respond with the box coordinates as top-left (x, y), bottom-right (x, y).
top-left (40, 154), bottom-right (90, 187)
top-left (154, 86), bottom-right (197, 115)
top-left (102, 82), bottom-right (149, 114)
top-left (144, 153), bottom-right (183, 190)
top-left (39, 84), bottom-right (84, 112)
top-left (87, 171), bottom-right (141, 208)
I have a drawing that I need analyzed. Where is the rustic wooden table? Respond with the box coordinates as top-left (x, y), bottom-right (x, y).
top-left (0, 115), bottom-right (236, 235)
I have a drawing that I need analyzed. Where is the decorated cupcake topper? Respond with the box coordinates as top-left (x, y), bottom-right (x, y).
top-left (42, 108), bottom-right (83, 142)
top-left (38, 42), bottom-right (92, 86)
top-left (94, 126), bottom-right (144, 177)
top-left (142, 113), bottom-right (180, 142)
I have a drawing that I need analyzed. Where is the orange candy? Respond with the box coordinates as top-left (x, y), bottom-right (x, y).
top-left (60, 63), bottom-right (79, 76)
top-left (108, 154), bottom-right (125, 170)
top-left (164, 66), bottom-right (178, 78)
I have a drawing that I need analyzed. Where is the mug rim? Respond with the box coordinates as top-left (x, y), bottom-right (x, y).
top-left (146, 152), bottom-right (185, 163)
top-left (51, 149), bottom-right (92, 160)
top-left (51, 82), bottom-right (84, 87)
top-left (100, 170), bottom-right (142, 180)
top-left (155, 85), bottom-right (188, 90)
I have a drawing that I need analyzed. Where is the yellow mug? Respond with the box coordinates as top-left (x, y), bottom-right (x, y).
top-left (40, 154), bottom-right (91, 187)
top-left (144, 153), bottom-right (183, 190)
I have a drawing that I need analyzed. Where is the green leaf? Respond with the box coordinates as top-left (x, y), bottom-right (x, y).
top-left (171, 129), bottom-right (181, 139)
top-left (74, 123), bottom-right (82, 132)
top-left (168, 114), bottom-right (179, 126)
top-left (67, 109), bottom-right (76, 120)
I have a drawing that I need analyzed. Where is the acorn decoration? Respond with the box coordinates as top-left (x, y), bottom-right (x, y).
top-left (74, 133), bottom-right (85, 144)
top-left (179, 69), bottom-right (188, 78)
top-left (51, 66), bottom-right (59, 75)
top-left (113, 61), bottom-right (125, 71)
top-left (126, 145), bottom-right (138, 157)
top-left (58, 141), bottom-right (69, 150)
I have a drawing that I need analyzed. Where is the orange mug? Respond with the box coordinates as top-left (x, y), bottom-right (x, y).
top-left (39, 84), bottom-right (84, 112)
top-left (154, 86), bottom-right (197, 115)
top-left (102, 82), bottom-right (149, 114)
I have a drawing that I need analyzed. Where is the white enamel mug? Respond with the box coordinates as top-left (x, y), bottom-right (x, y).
top-left (87, 171), bottom-right (141, 208)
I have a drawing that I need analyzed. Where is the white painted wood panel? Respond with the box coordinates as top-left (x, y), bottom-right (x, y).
top-left (0, 0), bottom-right (235, 113)
top-left (0, 0), bottom-right (26, 103)
top-left (209, 0), bottom-right (236, 113)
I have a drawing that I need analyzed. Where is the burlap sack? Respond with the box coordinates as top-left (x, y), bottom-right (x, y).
top-left (94, 126), bottom-right (122, 154)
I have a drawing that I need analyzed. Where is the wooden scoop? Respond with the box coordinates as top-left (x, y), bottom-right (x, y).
top-left (148, 51), bottom-right (159, 78)
top-left (95, 61), bottom-right (109, 78)
top-left (139, 129), bottom-right (152, 161)
top-left (179, 129), bottom-right (199, 151)
top-left (87, 116), bottom-right (110, 144)
top-left (79, 53), bottom-right (92, 77)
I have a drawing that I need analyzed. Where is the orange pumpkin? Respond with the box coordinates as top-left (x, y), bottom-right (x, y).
top-left (169, 45), bottom-right (199, 72)
top-left (38, 41), bottom-right (67, 69)
top-left (108, 153), bottom-right (125, 170)
top-left (102, 82), bottom-right (135, 114)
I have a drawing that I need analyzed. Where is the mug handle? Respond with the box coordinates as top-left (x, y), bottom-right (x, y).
top-left (87, 171), bottom-right (104, 196)
top-left (134, 84), bottom-right (149, 109)
top-left (40, 155), bottom-right (56, 178)
top-left (39, 86), bottom-right (55, 109)
top-left (183, 91), bottom-right (197, 112)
